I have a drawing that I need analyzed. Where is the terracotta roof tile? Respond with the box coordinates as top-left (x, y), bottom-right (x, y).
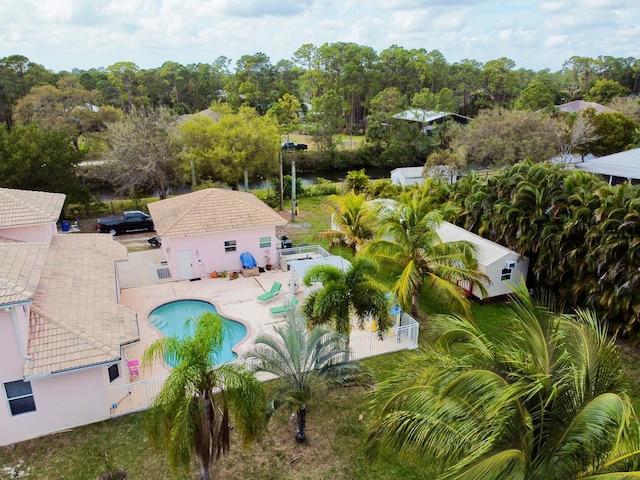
top-left (0, 188), bottom-right (65, 228)
top-left (24, 234), bottom-right (138, 376)
top-left (0, 242), bottom-right (48, 304)
top-left (148, 188), bottom-right (287, 237)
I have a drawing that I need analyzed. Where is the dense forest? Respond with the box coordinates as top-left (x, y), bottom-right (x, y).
top-left (0, 44), bottom-right (639, 205)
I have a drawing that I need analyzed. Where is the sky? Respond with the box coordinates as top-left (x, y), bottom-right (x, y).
top-left (1, 0), bottom-right (639, 73)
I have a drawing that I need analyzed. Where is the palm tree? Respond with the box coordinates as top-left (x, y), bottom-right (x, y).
top-left (364, 192), bottom-right (486, 319)
top-left (142, 312), bottom-right (266, 480)
top-left (315, 192), bottom-right (375, 253)
top-left (244, 306), bottom-right (371, 443)
top-left (366, 284), bottom-right (640, 479)
top-left (302, 255), bottom-right (391, 347)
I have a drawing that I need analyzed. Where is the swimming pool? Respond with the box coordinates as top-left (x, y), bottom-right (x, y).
top-left (148, 299), bottom-right (247, 366)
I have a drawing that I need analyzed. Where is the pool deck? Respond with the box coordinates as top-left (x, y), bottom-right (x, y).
top-left (119, 263), bottom-right (299, 379)
top-left (109, 250), bottom-right (418, 416)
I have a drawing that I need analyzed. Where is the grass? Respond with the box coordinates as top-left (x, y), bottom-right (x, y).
top-left (4, 188), bottom-right (640, 478)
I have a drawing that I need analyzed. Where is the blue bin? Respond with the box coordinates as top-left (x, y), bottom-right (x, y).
top-left (61, 221), bottom-right (70, 232)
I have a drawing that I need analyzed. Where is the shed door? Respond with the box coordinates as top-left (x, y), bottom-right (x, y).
top-left (178, 250), bottom-right (193, 280)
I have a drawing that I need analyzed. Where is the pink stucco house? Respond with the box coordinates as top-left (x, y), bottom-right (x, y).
top-left (0, 188), bottom-right (139, 446)
top-left (148, 188), bottom-right (287, 280)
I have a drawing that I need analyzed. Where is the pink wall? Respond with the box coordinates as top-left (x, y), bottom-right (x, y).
top-left (0, 366), bottom-right (110, 446)
top-left (0, 309), bottom-right (27, 387)
top-left (1, 307), bottom-right (115, 446)
top-left (0, 223), bottom-right (56, 243)
top-left (163, 227), bottom-right (277, 280)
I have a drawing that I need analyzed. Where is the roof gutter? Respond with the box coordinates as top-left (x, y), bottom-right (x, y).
top-left (6, 304), bottom-right (32, 360)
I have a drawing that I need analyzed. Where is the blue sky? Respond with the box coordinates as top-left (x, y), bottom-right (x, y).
top-left (1, 0), bottom-right (638, 73)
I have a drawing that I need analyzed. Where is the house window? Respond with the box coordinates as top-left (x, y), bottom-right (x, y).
top-left (4, 380), bottom-right (36, 416)
top-left (108, 364), bottom-right (120, 383)
top-left (259, 236), bottom-right (271, 248)
top-left (224, 240), bottom-right (237, 253)
top-left (500, 268), bottom-right (512, 282)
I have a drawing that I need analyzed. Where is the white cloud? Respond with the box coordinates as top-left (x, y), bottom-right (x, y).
top-left (0, 0), bottom-right (638, 72)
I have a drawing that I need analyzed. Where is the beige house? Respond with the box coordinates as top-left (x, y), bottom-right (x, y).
top-left (0, 188), bottom-right (138, 446)
top-left (148, 188), bottom-right (287, 280)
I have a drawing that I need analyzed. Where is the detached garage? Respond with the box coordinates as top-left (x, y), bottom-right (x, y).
top-left (148, 188), bottom-right (287, 281)
top-left (437, 222), bottom-right (529, 300)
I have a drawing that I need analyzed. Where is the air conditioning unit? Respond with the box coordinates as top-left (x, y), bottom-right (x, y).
top-left (505, 260), bottom-right (516, 269)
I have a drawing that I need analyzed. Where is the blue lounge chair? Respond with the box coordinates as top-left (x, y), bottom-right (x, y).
top-left (270, 297), bottom-right (299, 316)
top-left (258, 281), bottom-right (282, 303)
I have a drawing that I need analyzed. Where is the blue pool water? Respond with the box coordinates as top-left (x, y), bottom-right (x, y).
top-left (148, 300), bottom-right (247, 366)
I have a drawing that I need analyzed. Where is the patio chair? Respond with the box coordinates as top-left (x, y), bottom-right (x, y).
top-left (127, 360), bottom-right (140, 378)
top-left (269, 297), bottom-right (299, 317)
top-left (258, 281), bottom-right (282, 303)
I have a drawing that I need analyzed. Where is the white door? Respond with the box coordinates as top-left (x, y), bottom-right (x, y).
top-left (178, 250), bottom-right (194, 280)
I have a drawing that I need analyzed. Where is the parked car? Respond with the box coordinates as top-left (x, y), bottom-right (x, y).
top-left (96, 210), bottom-right (154, 236)
top-left (277, 233), bottom-right (293, 249)
top-left (281, 141), bottom-right (308, 150)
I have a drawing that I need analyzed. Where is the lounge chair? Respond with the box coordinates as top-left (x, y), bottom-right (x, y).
top-left (269, 297), bottom-right (300, 317)
top-left (258, 281), bottom-right (282, 303)
top-left (127, 360), bottom-right (139, 378)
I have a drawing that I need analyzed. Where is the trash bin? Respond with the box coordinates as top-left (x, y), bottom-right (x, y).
top-left (61, 221), bottom-right (70, 232)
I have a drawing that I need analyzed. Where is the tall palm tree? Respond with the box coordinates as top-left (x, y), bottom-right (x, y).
top-left (142, 312), bottom-right (266, 480)
top-left (364, 193), bottom-right (486, 319)
top-left (315, 192), bottom-right (375, 253)
top-left (366, 284), bottom-right (640, 479)
top-left (302, 255), bottom-right (391, 345)
top-left (244, 306), bottom-right (371, 443)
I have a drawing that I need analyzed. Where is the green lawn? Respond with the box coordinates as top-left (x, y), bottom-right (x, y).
top-left (3, 189), bottom-right (639, 479)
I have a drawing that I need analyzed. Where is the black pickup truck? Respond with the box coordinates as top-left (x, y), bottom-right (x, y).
top-left (281, 141), bottom-right (308, 150)
top-left (96, 210), bottom-right (154, 236)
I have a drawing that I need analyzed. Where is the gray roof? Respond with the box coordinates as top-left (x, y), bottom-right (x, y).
top-left (573, 148), bottom-right (640, 180)
top-left (391, 167), bottom-right (424, 179)
top-left (557, 100), bottom-right (615, 114)
top-left (393, 109), bottom-right (471, 123)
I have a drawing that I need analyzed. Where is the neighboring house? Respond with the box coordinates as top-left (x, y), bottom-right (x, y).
top-left (557, 100), bottom-right (615, 114)
top-left (390, 167), bottom-right (425, 187)
top-left (148, 188), bottom-right (287, 280)
top-left (390, 165), bottom-right (459, 187)
top-left (437, 222), bottom-right (529, 300)
top-left (392, 109), bottom-right (471, 134)
top-left (0, 188), bottom-right (138, 446)
top-left (573, 147), bottom-right (640, 185)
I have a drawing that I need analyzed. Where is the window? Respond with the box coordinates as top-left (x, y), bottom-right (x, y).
top-left (108, 364), bottom-right (120, 383)
top-left (500, 268), bottom-right (512, 282)
top-left (224, 240), bottom-right (237, 253)
top-left (4, 380), bottom-right (36, 416)
top-left (259, 236), bottom-right (271, 248)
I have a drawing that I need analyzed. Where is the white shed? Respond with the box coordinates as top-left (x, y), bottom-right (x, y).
top-left (390, 167), bottom-right (424, 187)
top-left (437, 222), bottom-right (529, 300)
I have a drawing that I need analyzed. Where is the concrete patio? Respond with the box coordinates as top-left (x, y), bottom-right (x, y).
top-left (108, 250), bottom-right (419, 416)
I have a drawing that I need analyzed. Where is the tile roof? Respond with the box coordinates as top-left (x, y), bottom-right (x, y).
top-left (0, 188), bottom-right (65, 228)
top-left (0, 241), bottom-right (49, 305)
top-left (24, 234), bottom-right (139, 377)
top-left (557, 100), bottom-right (615, 114)
top-left (148, 188), bottom-right (287, 237)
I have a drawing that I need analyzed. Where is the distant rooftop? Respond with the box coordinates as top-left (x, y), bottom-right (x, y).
top-left (557, 100), bottom-right (615, 114)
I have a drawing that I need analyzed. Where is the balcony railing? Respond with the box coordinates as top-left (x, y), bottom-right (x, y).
top-left (107, 311), bottom-right (419, 417)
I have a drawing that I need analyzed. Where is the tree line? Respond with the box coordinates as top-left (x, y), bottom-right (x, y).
top-left (0, 47), bottom-right (639, 204)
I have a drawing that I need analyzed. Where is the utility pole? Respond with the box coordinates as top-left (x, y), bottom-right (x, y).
top-left (291, 159), bottom-right (296, 222)
top-left (279, 150), bottom-right (284, 211)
